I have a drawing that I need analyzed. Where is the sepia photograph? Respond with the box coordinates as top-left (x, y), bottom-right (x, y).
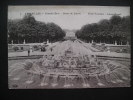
top-left (8, 6), bottom-right (130, 89)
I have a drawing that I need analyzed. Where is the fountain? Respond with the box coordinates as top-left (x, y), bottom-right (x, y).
top-left (51, 75), bottom-right (58, 87)
top-left (8, 41), bottom-right (130, 88)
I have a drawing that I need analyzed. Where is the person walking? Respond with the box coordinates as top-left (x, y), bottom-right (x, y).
top-left (50, 47), bottom-right (53, 52)
top-left (28, 49), bottom-right (30, 56)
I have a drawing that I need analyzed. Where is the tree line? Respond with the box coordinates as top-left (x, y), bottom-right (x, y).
top-left (8, 14), bottom-right (66, 44)
top-left (75, 15), bottom-right (130, 45)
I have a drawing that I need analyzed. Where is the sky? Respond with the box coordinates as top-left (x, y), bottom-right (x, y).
top-left (8, 6), bottom-right (130, 30)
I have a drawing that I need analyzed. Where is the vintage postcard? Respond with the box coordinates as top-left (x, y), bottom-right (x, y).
top-left (8, 6), bottom-right (130, 89)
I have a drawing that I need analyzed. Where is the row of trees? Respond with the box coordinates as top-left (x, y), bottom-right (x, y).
top-left (75, 15), bottom-right (130, 45)
top-left (8, 14), bottom-right (66, 44)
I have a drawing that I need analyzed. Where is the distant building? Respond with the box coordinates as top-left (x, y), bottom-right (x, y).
top-left (64, 31), bottom-right (76, 40)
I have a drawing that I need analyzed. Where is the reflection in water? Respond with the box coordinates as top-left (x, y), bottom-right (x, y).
top-left (8, 40), bottom-right (130, 88)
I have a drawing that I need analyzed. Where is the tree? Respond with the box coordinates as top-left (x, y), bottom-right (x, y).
top-left (8, 14), bottom-right (66, 44)
top-left (76, 15), bottom-right (130, 45)
top-left (46, 23), bottom-right (66, 42)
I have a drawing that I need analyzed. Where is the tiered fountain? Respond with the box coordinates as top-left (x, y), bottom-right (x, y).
top-left (8, 44), bottom-right (130, 88)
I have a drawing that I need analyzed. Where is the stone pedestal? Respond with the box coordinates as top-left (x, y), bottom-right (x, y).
top-left (92, 40), bottom-right (94, 43)
top-left (11, 40), bottom-right (13, 44)
top-left (126, 41), bottom-right (129, 45)
top-left (107, 47), bottom-right (110, 53)
top-left (23, 39), bottom-right (25, 44)
top-left (115, 41), bottom-right (117, 45)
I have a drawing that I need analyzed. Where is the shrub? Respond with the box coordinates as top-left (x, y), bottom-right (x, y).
top-left (100, 43), bottom-right (107, 51)
top-left (41, 46), bottom-right (46, 52)
top-left (102, 46), bottom-right (107, 51)
top-left (20, 47), bottom-right (23, 50)
top-left (122, 48), bottom-right (128, 53)
top-left (115, 48), bottom-right (128, 53)
top-left (24, 60), bottom-right (33, 70)
top-left (91, 42), bottom-right (96, 47)
top-left (13, 46), bottom-right (19, 51)
top-left (33, 45), bottom-right (40, 51)
top-left (101, 43), bottom-right (106, 46)
top-left (115, 49), bottom-right (120, 53)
